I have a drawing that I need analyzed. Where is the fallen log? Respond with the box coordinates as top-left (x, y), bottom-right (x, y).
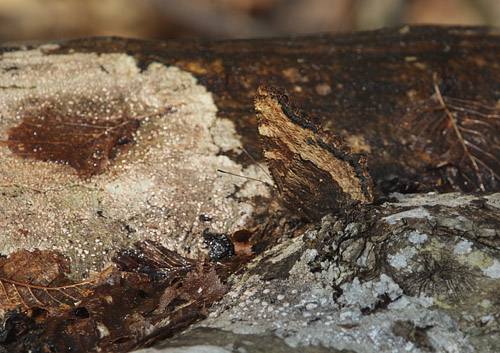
top-left (0, 26), bottom-right (499, 353)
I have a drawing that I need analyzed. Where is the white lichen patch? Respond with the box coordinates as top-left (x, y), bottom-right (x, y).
top-left (388, 246), bottom-right (416, 269)
top-left (338, 275), bottom-right (403, 309)
top-left (408, 230), bottom-right (427, 244)
top-left (454, 239), bottom-right (473, 254)
top-left (483, 259), bottom-right (500, 279)
top-left (382, 206), bottom-right (433, 224)
top-left (0, 46), bottom-right (266, 278)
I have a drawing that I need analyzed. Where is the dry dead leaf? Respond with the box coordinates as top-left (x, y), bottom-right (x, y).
top-left (1, 107), bottom-right (173, 177)
top-left (0, 249), bottom-right (102, 312)
top-left (134, 266), bottom-right (227, 349)
top-left (113, 239), bottom-right (199, 279)
top-left (403, 74), bottom-right (500, 192)
top-left (0, 241), bottom-right (228, 352)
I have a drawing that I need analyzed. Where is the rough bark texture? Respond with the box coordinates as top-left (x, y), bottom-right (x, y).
top-left (138, 193), bottom-right (500, 353)
top-left (1, 26), bottom-right (500, 353)
top-left (41, 26), bottom-right (500, 193)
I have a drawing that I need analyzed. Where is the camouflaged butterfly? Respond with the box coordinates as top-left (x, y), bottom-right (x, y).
top-left (255, 86), bottom-right (374, 221)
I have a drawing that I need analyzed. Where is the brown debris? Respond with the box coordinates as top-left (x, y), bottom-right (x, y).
top-left (231, 229), bottom-right (255, 259)
top-left (0, 241), bottom-right (228, 352)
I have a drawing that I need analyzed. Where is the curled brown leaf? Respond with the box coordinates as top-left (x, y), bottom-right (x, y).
top-left (1, 241), bottom-right (228, 352)
top-left (0, 249), bottom-right (104, 312)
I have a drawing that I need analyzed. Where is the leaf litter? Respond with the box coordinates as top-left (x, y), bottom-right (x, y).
top-left (0, 241), bottom-right (229, 352)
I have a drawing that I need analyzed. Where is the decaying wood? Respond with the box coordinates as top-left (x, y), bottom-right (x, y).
top-left (38, 25), bottom-right (500, 193)
top-left (1, 26), bottom-right (500, 353)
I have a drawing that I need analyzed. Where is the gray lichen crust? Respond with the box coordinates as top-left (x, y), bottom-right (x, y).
top-left (0, 46), bottom-right (267, 278)
top-left (148, 192), bottom-right (500, 353)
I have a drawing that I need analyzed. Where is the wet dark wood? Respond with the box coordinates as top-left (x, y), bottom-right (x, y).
top-left (6, 26), bottom-right (500, 194)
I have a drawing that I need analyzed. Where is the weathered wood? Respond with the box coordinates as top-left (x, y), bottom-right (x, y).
top-left (2, 27), bottom-right (500, 353)
top-left (35, 26), bottom-right (500, 193)
top-left (162, 193), bottom-right (500, 353)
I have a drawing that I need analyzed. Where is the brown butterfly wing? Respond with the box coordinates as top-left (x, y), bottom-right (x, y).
top-left (255, 86), bottom-right (373, 221)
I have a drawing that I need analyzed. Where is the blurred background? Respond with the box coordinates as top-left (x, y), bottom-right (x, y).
top-left (0, 0), bottom-right (499, 42)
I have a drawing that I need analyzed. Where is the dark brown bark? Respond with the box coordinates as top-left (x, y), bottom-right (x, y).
top-left (26, 25), bottom-right (500, 194)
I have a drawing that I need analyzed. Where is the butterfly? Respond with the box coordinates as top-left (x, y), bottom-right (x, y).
top-left (254, 86), bottom-right (374, 221)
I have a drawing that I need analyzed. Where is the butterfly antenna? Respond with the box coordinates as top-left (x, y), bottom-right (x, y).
top-left (240, 147), bottom-right (273, 184)
top-left (216, 169), bottom-right (272, 188)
